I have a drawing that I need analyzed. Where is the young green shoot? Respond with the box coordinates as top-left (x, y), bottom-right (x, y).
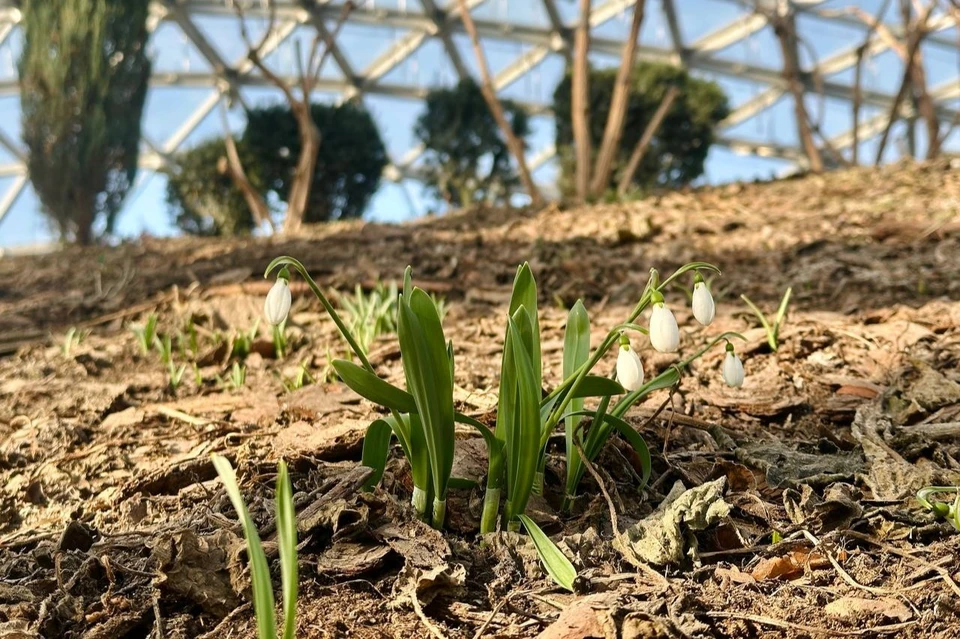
top-left (227, 362), bottom-right (247, 391)
top-left (130, 312), bottom-right (158, 356)
top-left (61, 327), bottom-right (88, 358)
top-left (917, 486), bottom-right (960, 531)
top-left (212, 455), bottom-right (298, 639)
top-left (283, 362), bottom-right (314, 391)
top-left (741, 287), bottom-right (792, 351)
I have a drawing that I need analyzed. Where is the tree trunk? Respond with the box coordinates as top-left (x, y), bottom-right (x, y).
top-left (771, 11), bottom-right (823, 172)
top-left (590, 0), bottom-right (645, 197)
top-left (456, 0), bottom-right (543, 206)
top-left (283, 104), bottom-right (320, 235)
top-left (572, 0), bottom-right (592, 201)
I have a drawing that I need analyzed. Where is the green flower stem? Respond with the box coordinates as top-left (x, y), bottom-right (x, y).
top-left (541, 263), bottom-right (719, 445)
top-left (481, 488), bottom-right (501, 533)
top-left (266, 256), bottom-right (425, 514)
top-left (611, 331), bottom-right (745, 419)
top-left (265, 256), bottom-right (372, 371)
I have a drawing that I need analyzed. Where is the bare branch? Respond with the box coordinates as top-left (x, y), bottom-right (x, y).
top-left (590, 0), bottom-right (646, 198)
top-left (305, 1), bottom-right (354, 95)
top-left (218, 102), bottom-right (275, 233)
top-left (873, 0), bottom-right (938, 164)
top-left (616, 86), bottom-right (679, 196)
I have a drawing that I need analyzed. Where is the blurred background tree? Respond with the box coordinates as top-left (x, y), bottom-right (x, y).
top-left (554, 62), bottom-right (729, 196)
top-left (166, 101), bottom-right (387, 235)
top-left (166, 138), bottom-right (259, 237)
top-left (244, 102), bottom-right (387, 223)
top-left (18, 0), bottom-right (151, 245)
top-left (415, 79), bottom-right (530, 207)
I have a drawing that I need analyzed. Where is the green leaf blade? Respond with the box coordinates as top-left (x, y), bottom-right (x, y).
top-left (517, 514), bottom-right (577, 592)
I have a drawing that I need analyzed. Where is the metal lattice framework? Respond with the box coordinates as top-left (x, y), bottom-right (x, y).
top-left (0, 0), bottom-right (959, 227)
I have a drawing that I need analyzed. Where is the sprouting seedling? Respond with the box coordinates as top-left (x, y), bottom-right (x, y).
top-left (167, 362), bottom-right (187, 391)
top-left (180, 318), bottom-right (200, 360)
top-left (263, 255), bottom-right (745, 591)
top-left (917, 486), bottom-right (960, 532)
top-left (232, 320), bottom-right (261, 359)
top-left (741, 287), bottom-right (792, 352)
top-left (130, 313), bottom-right (158, 355)
top-left (154, 334), bottom-right (174, 366)
top-left (227, 362), bottom-right (247, 390)
top-left (212, 456), bottom-right (298, 639)
top-left (61, 327), bottom-right (88, 358)
top-left (283, 362), bottom-right (314, 392)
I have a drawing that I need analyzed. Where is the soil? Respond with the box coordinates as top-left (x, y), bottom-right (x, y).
top-left (2, 159), bottom-right (960, 638)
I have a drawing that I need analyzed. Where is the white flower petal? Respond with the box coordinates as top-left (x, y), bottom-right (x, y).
top-left (264, 279), bottom-right (292, 326)
top-left (616, 346), bottom-right (645, 391)
top-left (722, 351), bottom-right (745, 388)
top-left (692, 282), bottom-right (716, 326)
top-left (649, 303), bottom-right (679, 353)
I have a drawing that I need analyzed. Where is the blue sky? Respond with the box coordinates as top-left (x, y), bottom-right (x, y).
top-left (1, 0), bottom-right (958, 248)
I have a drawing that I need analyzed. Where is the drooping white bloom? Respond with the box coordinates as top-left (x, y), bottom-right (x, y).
top-left (649, 303), bottom-right (680, 353)
top-left (616, 344), bottom-right (645, 391)
top-left (722, 350), bottom-right (745, 388)
top-left (692, 281), bottom-right (716, 326)
top-left (264, 277), bottom-right (292, 326)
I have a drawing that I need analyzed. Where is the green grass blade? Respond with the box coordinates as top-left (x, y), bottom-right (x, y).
top-left (275, 461), bottom-right (297, 639)
top-left (332, 359), bottom-right (418, 413)
top-left (211, 455), bottom-right (277, 639)
top-left (517, 515), bottom-right (577, 592)
top-left (361, 419), bottom-right (394, 490)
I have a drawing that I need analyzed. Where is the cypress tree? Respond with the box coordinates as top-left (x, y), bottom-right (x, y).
top-left (19, 0), bottom-right (151, 244)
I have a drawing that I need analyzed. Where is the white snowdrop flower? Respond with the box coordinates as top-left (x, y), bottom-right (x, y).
top-left (616, 339), bottom-right (645, 391)
top-left (691, 275), bottom-right (715, 326)
top-left (264, 275), bottom-right (292, 326)
top-left (722, 344), bottom-right (745, 388)
top-left (648, 292), bottom-right (679, 353)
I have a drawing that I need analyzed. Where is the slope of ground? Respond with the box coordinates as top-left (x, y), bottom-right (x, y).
top-left (0, 160), bottom-right (959, 638)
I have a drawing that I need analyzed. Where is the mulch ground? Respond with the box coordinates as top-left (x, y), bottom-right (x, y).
top-left (1, 159), bottom-right (959, 638)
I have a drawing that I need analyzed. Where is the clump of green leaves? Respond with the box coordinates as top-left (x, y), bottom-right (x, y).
top-left (339, 281), bottom-right (447, 354)
top-left (340, 282), bottom-right (399, 354)
top-left (212, 456), bottom-right (297, 639)
top-left (917, 486), bottom-right (960, 531)
top-left (741, 287), bottom-right (792, 352)
top-left (130, 312), bottom-right (158, 355)
top-left (265, 255), bottom-right (744, 592)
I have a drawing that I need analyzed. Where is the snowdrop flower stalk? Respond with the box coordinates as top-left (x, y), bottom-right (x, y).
top-left (649, 290), bottom-right (680, 353)
top-left (616, 334), bottom-right (645, 391)
top-left (264, 267), bottom-right (292, 326)
top-left (691, 272), bottom-right (715, 326)
top-left (722, 342), bottom-right (745, 387)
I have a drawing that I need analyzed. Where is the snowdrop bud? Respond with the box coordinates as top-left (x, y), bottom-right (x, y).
top-left (648, 291), bottom-right (679, 353)
top-left (264, 270), bottom-right (292, 326)
top-left (616, 336), bottom-right (644, 392)
top-left (722, 343), bottom-right (745, 388)
top-left (691, 274), bottom-right (715, 326)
